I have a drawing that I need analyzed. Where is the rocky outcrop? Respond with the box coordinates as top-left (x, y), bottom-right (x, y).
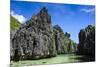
top-left (10, 16), bottom-right (22, 60)
top-left (53, 25), bottom-right (77, 54)
top-left (65, 32), bottom-right (70, 38)
top-left (11, 7), bottom-right (77, 61)
top-left (77, 25), bottom-right (95, 56)
top-left (11, 7), bottom-right (57, 61)
top-left (10, 30), bottom-right (17, 60)
top-left (53, 25), bottom-right (65, 54)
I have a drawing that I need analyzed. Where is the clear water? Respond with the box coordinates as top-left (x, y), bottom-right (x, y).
top-left (10, 54), bottom-right (89, 67)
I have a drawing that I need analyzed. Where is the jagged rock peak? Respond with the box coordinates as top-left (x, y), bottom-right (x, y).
top-left (30, 7), bottom-right (51, 24)
top-left (11, 7), bottom-right (56, 61)
top-left (37, 7), bottom-right (49, 18)
top-left (39, 7), bottom-right (48, 14)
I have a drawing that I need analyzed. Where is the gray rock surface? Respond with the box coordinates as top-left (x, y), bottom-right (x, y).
top-left (77, 25), bottom-right (95, 56)
top-left (53, 25), bottom-right (77, 54)
top-left (11, 7), bottom-right (57, 61)
top-left (11, 7), bottom-right (77, 61)
top-left (10, 30), bottom-right (17, 60)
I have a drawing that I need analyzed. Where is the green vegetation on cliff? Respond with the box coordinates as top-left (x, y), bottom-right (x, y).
top-left (10, 16), bottom-right (21, 30)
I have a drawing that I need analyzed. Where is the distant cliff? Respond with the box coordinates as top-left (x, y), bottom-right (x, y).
top-left (53, 25), bottom-right (77, 54)
top-left (10, 7), bottom-right (77, 61)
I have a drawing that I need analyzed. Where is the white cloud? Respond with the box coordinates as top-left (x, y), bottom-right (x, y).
top-left (80, 8), bottom-right (95, 13)
top-left (11, 11), bottom-right (27, 23)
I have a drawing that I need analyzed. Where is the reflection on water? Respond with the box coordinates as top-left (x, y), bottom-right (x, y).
top-left (10, 54), bottom-right (95, 67)
top-left (74, 55), bottom-right (95, 62)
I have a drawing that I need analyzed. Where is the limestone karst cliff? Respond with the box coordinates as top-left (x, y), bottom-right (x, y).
top-left (11, 7), bottom-right (57, 61)
top-left (77, 25), bottom-right (95, 56)
top-left (53, 25), bottom-right (77, 54)
top-left (10, 7), bottom-right (77, 61)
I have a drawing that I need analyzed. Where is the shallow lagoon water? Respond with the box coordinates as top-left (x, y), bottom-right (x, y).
top-left (10, 54), bottom-right (87, 67)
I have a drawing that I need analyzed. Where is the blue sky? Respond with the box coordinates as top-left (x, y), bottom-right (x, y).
top-left (11, 1), bottom-right (95, 43)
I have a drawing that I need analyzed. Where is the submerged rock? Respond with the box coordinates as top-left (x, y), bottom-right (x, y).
top-left (77, 25), bottom-right (95, 56)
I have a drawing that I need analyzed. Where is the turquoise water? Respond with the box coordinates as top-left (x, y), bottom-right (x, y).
top-left (10, 54), bottom-right (83, 67)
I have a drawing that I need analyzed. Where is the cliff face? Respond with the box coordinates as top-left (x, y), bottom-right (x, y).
top-left (11, 7), bottom-right (77, 61)
top-left (53, 25), bottom-right (77, 54)
top-left (10, 16), bottom-right (22, 61)
top-left (77, 25), bottom-right (95, 56)
top-left (53, 25), bottom-right (66, 54)
top-left (11, 7), bottom-right (57, 61)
